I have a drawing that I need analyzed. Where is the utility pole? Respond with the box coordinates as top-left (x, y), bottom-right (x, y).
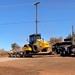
top-left (72, 25), bottom-right (74, 36)
top-left (34, 2), bottom-right (40, 34)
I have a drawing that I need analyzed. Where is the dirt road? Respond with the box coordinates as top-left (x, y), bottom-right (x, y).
top-left (0, 58), bottom-right (21, 62)
top-left (0, 55), bottom-right (75, 75)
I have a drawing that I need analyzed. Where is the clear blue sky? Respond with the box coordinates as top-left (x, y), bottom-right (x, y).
top-left (0, 0), bottom-right (75, 50)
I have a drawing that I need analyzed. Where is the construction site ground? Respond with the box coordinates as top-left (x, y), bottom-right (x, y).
top-left (0, 55), bottom-right (75, 75)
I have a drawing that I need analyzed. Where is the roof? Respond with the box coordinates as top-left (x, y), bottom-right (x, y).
top-left (29, 34), bottom-right (41, 37)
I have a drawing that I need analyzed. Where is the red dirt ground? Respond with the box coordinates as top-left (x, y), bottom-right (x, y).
top-left (0, 55), bottom-right (75, 75)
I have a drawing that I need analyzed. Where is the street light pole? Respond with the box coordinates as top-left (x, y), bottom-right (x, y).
top-left (34, 2), bottom-right (40, 34)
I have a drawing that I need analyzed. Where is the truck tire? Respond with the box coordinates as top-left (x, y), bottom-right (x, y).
top-left (19, 52), bottom-right (24, 57)
top-left (57, 49), bottom-right (60, 54)
top-left (33, 43), bottom-right (40, 53)
top-left (55, 49), bottom-right (59, 54)
top-left (60, 50), bottom-right (66, 56)
top-left (67, 48), bottom-right (71, 56)
top-left (60, 50), bottom-right (64, 56)
top-left (60, 50), bottom-right (68, 56)
top-left (63, 50), bottom-right (66, 56)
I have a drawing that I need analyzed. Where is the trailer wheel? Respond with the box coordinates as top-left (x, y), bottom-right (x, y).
top-left (25, 54), bottom-right (32, 57)
top-left (10, 53), bottom-right (13, 57)
top-left (8, 53), bottom-right (12, 57)
top-left (60, 51), bottom-right (64, 56)
top-left (23, 51), bottom-right (32, 57)
top-left (19, 52), bottom-right (24, 57)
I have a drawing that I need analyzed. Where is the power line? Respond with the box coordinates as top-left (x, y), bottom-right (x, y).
top-left (40, 19), bottom-right (73, 23)
top-left (0, 19), bottom-right (73, 25)
top-left (0, 3), bottom-right (33, 8)
top-left (0, 2), bottom-right (75, 8)
top-left (0, 21), bottom-right (35, 25)
top-left (42, 2), bottom-right (75, 7)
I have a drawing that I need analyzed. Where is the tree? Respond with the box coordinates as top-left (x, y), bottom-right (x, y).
top-left (66, 34), bottom-right (72, 39)
top-left (50, 37), bottom-right (62, 46)
top-left (11, 43), bottom-right (21, 50)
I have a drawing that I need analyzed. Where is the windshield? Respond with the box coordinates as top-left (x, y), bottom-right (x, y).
top-left (29, 34), bottom-right (41, 44)
top-left (36, 35), bottom-right (41, 39)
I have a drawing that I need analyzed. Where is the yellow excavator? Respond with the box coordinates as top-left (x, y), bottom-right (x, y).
top-left (8, 34), bottom-right (51, 57)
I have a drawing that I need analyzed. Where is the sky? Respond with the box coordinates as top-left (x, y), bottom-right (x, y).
top-left (0, 0), bottom-right (75, 50)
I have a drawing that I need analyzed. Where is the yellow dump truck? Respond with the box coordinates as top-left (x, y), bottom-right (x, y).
top-left (8, 34), bottom-right (51, 57)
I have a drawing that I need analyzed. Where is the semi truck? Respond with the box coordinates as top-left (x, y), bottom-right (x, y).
top-left (59, 38), bottom-right (75, 56)
top-left (52, 25), bottom-right (75, 56)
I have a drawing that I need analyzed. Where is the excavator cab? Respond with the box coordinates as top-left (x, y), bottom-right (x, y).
top-left (29, 34), bottom-right (41, 44)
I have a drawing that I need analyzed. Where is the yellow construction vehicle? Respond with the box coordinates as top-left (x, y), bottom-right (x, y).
top-left (21, 34), bottom-right (51, 57)
top-left (8, 34), bottom-right (51, 57)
